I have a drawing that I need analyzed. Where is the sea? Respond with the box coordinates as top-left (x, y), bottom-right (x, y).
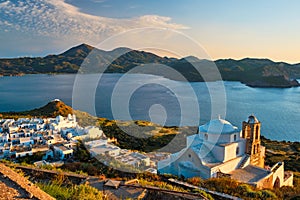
top-left (0, 74), bottom-right (299, 142)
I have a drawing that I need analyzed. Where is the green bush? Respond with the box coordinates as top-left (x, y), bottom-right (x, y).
top-left (261, 190), bottom-right (277, 199)
top-left (187, 177), bottom-right (203, 187)
top-left (37, 181), bottom-right (106, 200)
top-left (72, 184), bottom-right (106, 200)
top-left (245, 191), bottom-right (261, 198)
top-left (37, 180), bottom-right (73, 200)
top-left (192, 188), bottom-right (213, 200)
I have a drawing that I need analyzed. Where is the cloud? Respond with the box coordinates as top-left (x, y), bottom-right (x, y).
top-left (0, 0), bottom-right (187, 54)
top-left (89, 0), bottom-right (106, 3)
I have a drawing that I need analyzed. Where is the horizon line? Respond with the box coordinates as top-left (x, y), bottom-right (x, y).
top-left (1, 43), bottom-right (299, 65)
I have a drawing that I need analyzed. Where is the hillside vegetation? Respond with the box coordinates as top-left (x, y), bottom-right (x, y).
top-left (261, 136), bottom-right (300, 172)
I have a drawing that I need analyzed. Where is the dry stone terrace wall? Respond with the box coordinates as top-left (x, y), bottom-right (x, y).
top-left (0, 163), bottom-right (54, 200)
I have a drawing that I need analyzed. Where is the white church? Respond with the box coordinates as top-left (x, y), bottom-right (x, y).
top-left (50, 114), bottom-right (77, 132)
top-left (158, 115), bottom-right (293, 189)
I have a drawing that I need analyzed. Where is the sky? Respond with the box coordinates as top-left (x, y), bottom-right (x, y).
top-left (0, 0), bottom-right (299, 63)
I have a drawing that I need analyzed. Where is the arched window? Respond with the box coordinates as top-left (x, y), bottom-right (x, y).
top-left (234, 134), bottom-right (237, 141)
top-left (257, 144), bottom-right (260, 153)
top-left (236, 147), bottom-right (240, 155)
top-left (256, 126), bottom-right (259, 140)
top-left (274, 177), bottom-right (280, 188)
top-left (253, 145), bottom-right (256, 154)
top-left (205, 133), bottom-right (208, 140)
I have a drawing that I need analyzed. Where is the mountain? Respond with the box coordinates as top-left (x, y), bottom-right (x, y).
top-left (25, 100), bottom-right (74, 117)
top-left (215, 58), bottom-right (300, 87)
top-left (0, 44), bottom-right (300, 87)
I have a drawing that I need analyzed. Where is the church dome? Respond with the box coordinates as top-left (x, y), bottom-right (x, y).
top-left (199, 118), bottom-right (238, 134)
top-left (247, 115), bottom-right (259, 124)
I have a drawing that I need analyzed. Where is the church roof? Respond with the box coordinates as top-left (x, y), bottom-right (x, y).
top-left (191, 144), bottom-right (219, 164)
top-left (199, 118), bottom-right (238, 134)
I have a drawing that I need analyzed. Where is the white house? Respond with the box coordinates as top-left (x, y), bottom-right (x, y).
top-left (13, 146), bottom-right (33, 158)
top-left (2, 119), bottom-right (15, 129)
top-left (51, 114), bottom-right (77, 131)
top-left (8, 126), bottom-right (19, 133)
top-left (53, 145), bottom-right (73, 160)
top-left (129, 152), bottom-right (151, 167)
top-left (89, 143), bottom-right (120, 157)
top-left (15, 150), bottom-right (33, 158)
top-left (72, 126), bottom-right (104, 141)
top-left (43, 136), bottom-right (56, 145)
top-left (19, 137), bottom-right (34, 146)
top-left (0, 133), bottom-right (9, 143)
top-left (85, 139), bottom-right (108, 149)
top-left (61, 128), bottom-right (78, 140)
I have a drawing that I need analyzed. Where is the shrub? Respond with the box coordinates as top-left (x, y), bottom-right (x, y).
top-left (192, 188), bottom-right (213, 200)
top-left (261, 190), bottom-right (277, 199)
top-left (237, 184), bottom-right (253, 194)
top-left (72, 184), bottom-right (106, 200)
top-left (37, 181), bottom-right (106, 200)
top-left (37, 181), bottom-right (73, 200)
top-left (244, 191), bottom-right (261, 198)
top-left (203, 177), bottom-right (239, 194)
top-left (187, 177), bottom-right (203, 187)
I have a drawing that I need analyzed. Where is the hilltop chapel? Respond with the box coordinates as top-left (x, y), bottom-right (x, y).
top-left (158, 115), bottom-right (293, 189)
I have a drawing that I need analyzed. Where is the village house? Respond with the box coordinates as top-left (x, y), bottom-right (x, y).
top-left (51, 114), bottom-right (77, 131)
top-left (19, 137), bottom-right (34, 146)
top-left (89, 143), bottom-right (121, 157)
top-left (53, 144), bottom-right (74, 160)
top-left (11, 146), bottom-right (33, 158)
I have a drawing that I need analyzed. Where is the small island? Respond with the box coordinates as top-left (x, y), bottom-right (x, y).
top-left (244, 77), bottom-right (300, 88)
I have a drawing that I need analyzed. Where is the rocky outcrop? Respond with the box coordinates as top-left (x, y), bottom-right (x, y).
top-left (245, 76), bottom-right (300, 88)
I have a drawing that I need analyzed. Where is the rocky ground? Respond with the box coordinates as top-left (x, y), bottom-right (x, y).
top-left (0, 174), bottom-right (30, 200)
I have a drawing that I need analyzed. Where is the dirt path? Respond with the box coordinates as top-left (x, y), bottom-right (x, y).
top-left (0, 163), bottom-right (54, 200)
top-left (0, 172), bottom-right (30, 200)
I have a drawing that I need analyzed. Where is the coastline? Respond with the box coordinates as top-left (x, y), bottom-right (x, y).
top-left (0, 72), bottom-right (299, 88)
top-left (1, 100), bottom-right (299, 145)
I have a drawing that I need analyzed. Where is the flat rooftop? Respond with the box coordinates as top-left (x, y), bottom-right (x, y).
top-left (229, 165), bottom-right (271, 183)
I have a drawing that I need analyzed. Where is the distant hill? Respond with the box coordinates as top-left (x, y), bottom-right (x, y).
top-left (0, 100), bottom-right (97, 126)
top-left (26, 100), bottom-right (74, 117)
top-left (0, 100), bottom-right (73, 118)
top-left (215, 58), bottom-right (300, 87)
top-left (1, 44), bottom-right (300, 87)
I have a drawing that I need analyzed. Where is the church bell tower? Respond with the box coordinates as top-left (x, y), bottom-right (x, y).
top-left (242, 115), bottom-right (265, 168)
